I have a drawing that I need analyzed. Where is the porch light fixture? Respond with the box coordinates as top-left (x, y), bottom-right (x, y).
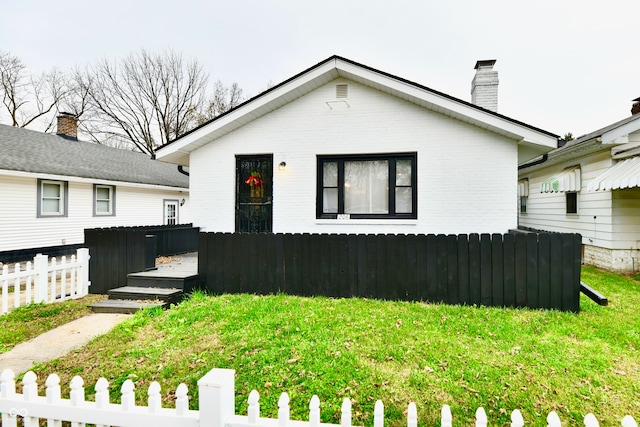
top-left (279, 161), bottom-right (287, 170)
top-left (180, 198), bottom-right (185, 206)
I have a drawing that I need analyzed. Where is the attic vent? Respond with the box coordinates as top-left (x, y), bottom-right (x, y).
top-left (336, 84), bottom-right (349, 98)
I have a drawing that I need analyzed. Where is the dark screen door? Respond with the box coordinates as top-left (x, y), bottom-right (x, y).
top-left (235, 155), bottom-right (273, 232)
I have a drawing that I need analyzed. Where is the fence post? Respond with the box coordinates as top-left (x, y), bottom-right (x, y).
top-left (34, 254), bottom-right (48, 303)
top-left (197, 368), bottom-right (235, 427)
top-left (77, 248), bottom-right (90, 296)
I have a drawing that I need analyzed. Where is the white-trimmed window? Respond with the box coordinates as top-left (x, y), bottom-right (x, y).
top-left (518, 179), bottom-right (529, 213)
top-left (317, 153), bottom-right (417, 219)
top-left (94, 185), bottom-right (115, 216)
top-left (38, 179), bottom-right (68, 217)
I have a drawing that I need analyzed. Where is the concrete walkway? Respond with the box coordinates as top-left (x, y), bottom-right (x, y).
top-left (0, 313), bottom-right (130, 374)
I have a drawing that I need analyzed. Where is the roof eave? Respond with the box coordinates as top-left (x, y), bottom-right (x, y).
top-left (156, 56), bottom-right (558, 165)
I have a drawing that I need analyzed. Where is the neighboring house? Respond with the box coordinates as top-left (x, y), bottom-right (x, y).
top-left (518, 104), bottom-right (640, 272)
top-left (0, 114), bottom-right (190, 260)
top-left (156, 56), bottom-right (557, 235)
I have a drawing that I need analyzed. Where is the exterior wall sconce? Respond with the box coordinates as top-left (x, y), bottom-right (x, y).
top-left (180, 198), bottom-right (185, 206)
top-left (279, 161), bottom-right (287, 170)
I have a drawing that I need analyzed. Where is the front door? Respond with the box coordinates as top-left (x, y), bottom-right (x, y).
top-left (236, 155), bottom-right (273, 232)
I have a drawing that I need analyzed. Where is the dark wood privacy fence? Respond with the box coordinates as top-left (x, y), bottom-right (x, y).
top-left (85, 224), bottom-right (199, 294)
top-left (198, 232), bottom-right (582, 312)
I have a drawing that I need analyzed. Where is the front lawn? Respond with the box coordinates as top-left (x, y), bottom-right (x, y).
top-left (27, 266), bottom-right (640, 426)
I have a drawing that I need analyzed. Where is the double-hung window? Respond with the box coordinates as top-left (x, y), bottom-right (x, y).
top-left (94, 185), bottom-right (115, 216)
top-left (317, 153), bottom-right (417, 219)
top-left (38, 179), bottom-right (68, 217)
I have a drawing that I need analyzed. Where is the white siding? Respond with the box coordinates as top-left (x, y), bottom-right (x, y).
top-left (191, 78), bottom-right (519, 235)
top-left (612, 188), bottom-right (640, 249)
top-left (519, 150), bottom-right (618, 248)
top-left (0, 174), bottom-right (190, 252)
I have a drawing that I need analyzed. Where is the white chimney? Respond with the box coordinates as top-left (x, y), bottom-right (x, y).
top-left (471, 59), bottom-right (499, 112)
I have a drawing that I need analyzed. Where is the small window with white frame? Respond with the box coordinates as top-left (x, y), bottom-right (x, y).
top-left (518, 179), bottom-right (529, 214)
top-left (94, 184), bottom-right (115, 216)
top-left (38, 179), bottom-right (68, 217)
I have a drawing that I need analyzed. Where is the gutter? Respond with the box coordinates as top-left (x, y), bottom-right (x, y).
top-left (518, 153), bottom-right (548, 170)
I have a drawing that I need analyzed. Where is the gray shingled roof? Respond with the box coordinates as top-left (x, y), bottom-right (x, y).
top-left (0, 124), bottom-right (188, 188)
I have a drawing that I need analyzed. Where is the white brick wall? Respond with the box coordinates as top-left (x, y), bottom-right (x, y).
top-left (190, 78), bottom-right (518, 235)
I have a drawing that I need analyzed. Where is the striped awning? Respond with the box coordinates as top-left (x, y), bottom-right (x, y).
top-left (540, 167), bottom-right (581, 193)
top-left (587, 156), bottom-right (640, 191)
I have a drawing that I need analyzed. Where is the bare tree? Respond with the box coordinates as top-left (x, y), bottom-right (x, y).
top-left (78, 49), bottom-right (210, 154)
top-left (195, 80), bottom-right (244, 125)
top-left (0, 50), bottom-right (68, 129)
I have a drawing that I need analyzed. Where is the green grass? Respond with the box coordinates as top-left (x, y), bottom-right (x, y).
top-left (23, 267), bottom-right (640, 426)
top-left (0, 294), bottom-right (105, 353)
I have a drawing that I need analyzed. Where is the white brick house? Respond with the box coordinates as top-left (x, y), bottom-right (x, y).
top-left (156, 56), bottom-right (557, 235)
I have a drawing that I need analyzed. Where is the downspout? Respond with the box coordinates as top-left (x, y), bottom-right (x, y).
top-left (516, 151), bottom-right (550, 229)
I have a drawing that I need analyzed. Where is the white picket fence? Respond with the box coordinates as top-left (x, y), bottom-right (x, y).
top-left (0, 248), bottom-right (90, 315)
top-left (0, 368), bottom-right (636, 427)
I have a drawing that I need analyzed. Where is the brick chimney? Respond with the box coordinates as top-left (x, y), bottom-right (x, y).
top-left (56, 112), bottom-right (78, 140)
top-left (471, 59), bottom-right (499, 112)
top-left (632, 97), bottom-right (640, 115)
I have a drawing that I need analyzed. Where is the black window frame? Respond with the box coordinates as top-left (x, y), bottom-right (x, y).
top-left (316, 152), bottom-right (417, 220)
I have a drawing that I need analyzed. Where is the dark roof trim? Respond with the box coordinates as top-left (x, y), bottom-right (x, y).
top-left (158, 55), bottom-right (558, 151)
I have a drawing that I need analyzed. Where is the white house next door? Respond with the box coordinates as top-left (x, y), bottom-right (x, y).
top-left (164, 200), bottom-right (179, 225)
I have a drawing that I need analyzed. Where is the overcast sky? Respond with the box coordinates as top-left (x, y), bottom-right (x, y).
top-left (2, 0), bottom-right (638, 138)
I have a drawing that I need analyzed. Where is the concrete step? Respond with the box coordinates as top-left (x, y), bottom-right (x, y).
top-left (108, 286), bottom-right (183, 305)
top-left (126, 273), bottom-right (200, 291)
top-left (89, 299), bottom-right (168, 314)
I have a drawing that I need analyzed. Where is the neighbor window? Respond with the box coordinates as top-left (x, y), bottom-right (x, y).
top-left (317, 153), bottom-right (417, 219)
top-left (38, 179), bottom-right (68, 217)
top-left (94, 185), bottom-right (115, 216)
top-left (566, 192), bottom-right (578, 214)
top-left (520, 196), bottom-right (527, 213)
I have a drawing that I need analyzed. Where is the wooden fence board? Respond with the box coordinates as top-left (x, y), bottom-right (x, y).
top-left (416, 234), bottom-right (428, 301)
top-left (446, 235), bottom-right (459, 305)
top-left (426, 235), bottom-right (438, 302)
top-left (537, 233), bottom-right (551, 308)
top-left (514, 234), bottom-right (527, 308)
top-left (404, 235), bottom-right (418, 301)
top-left (468, 234), bottom-right (481, 306)
top-left (435, 235), bottom-right (448, 303)
top-left (491, 234), bottom-right (504, 307)
top-left (562, 234), bottom-right (580, 312)
top-left (480, 234), bottom-right (492, 307)
top-left (549, 233), bottom-right (562, 310)
top-left (457, 235), bottom-right (470, 305)
top-left (503, 233), bottom-right (515, 307)
top-left (526, 234), bottom-right (539, 309)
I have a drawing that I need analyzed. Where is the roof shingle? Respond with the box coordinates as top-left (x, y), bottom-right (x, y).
top-left (0, 124), bottom-right (188, 188)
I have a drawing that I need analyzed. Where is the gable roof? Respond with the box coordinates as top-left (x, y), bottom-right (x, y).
top-left (156, 55), bottom-right (559, 166)
top-left (0, 124), bottom-right (188, 188)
